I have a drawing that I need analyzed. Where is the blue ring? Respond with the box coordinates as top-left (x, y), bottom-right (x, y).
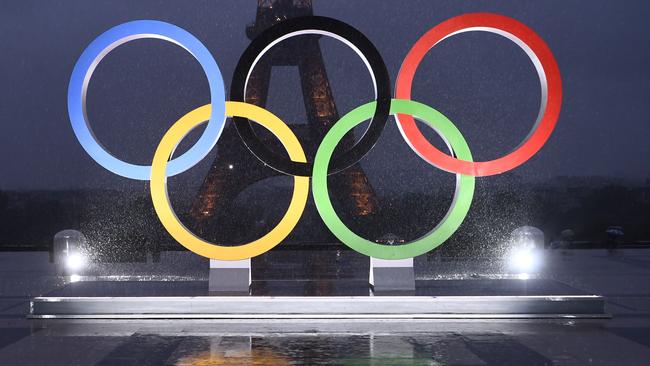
top-left (67, 20), bottom-right (226, 180)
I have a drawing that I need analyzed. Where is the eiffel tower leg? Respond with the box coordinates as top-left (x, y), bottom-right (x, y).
top-left (190, 126), bottom-right (278, 244)
top-left (297, 39), bottom-right (380, 219)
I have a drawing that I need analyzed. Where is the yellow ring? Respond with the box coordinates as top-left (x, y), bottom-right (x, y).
top-left (150, 101), bottom-right (309, 260)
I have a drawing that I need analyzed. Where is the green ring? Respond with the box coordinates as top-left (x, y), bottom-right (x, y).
top-left (312, 99), bottom-right (475, 259)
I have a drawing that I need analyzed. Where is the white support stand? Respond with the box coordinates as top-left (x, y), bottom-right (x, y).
top-left (369, 257), bottom-right (415, 292)
top-left (209, 259), bottom-right (251, 294)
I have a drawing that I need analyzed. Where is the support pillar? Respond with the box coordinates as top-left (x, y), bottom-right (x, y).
top-left (369, 257), bottom-right (415, 293)
top-left (209, 259), bottom-right (251, 294)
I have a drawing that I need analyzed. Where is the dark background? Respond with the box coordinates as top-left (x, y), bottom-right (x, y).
top-left (1, 0), bottom-right (649, 256)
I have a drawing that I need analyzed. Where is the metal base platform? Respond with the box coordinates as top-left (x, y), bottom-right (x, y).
top-left (29, 295), bottom-right (607, 319)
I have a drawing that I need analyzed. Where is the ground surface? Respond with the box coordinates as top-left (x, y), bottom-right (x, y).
top-left (1, 250), bottom-right (650, 365)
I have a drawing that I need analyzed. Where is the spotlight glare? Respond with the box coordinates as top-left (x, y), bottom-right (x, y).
top-left (66, 253), bottom-right (86, 271)
top-left (70, 274), bottom-right (82, 283)
top-left (508, 247), bottom-right (540, 274)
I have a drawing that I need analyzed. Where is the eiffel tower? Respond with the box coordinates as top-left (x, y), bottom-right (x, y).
top-left (190, 1), bottom-right (378, 279)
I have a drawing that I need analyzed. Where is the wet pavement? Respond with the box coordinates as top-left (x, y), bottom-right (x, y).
top-left (2, 318), bottom-right (650, 365)
top-left (1, 250), bottom-right (650, 365)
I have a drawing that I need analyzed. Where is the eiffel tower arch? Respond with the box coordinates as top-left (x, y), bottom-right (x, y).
top-left (190, 0), bottom-right (377, 281)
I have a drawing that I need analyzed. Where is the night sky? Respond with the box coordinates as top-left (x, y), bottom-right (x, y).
top-left (1, 0), bottom-right (649, 191)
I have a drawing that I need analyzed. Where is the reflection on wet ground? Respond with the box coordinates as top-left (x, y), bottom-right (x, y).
top-left (98, 334), bottom-right (551, 366)
top-left (97, 333), bottom-right (551, 366)
top-left (2, 319), bottom-right (650, 365)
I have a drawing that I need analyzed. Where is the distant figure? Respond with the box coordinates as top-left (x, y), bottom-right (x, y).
top-left (605, 225), bottom-right (624, 253)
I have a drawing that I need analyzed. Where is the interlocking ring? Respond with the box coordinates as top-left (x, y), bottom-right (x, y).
top-left (150, 102), bottom-right (309, 260)
top-left (68, 20), bottom-right (227, 180)
top-left (68, 13), bottom-right (562, 260)
top-left (312, 99), bottom-right (475, 259)
top-left (395, 13), bottom-right (562, 176)
top-left (230, 16), bottom-right (391, 177)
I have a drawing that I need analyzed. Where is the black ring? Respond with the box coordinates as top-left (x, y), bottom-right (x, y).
top-left (230, 16), bottom-right (391, 177)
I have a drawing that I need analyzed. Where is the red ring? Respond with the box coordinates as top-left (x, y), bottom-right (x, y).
top-left (395, 13), bottom-right (562, 176)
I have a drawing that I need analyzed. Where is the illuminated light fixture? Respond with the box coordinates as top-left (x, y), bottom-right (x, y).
top-left (66, 253), bottom-right (87, 271)
top-left (508, 246), bottom-right (541, 274)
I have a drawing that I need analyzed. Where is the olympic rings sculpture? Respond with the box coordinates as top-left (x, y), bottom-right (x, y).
top-left (68, 13), bottom-right (562, 260)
